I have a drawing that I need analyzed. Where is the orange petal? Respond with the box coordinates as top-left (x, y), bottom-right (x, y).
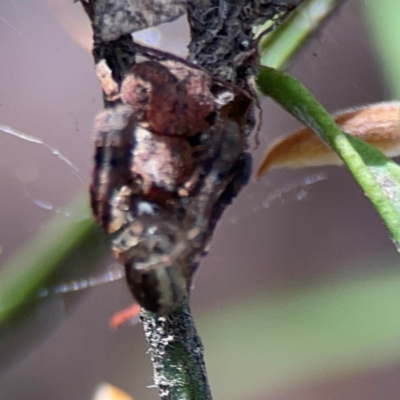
top-left (257, 101), bottom-right (400, 178)
top-left (93, 383), bottom-right (134, 400)
top-left (109, 304), bottom-right (141, 330)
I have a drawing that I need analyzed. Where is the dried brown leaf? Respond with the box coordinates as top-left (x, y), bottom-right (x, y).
top-left (257, 101), bottom-right (400, 177)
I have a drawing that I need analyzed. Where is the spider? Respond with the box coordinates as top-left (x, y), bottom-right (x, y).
top-left (89, 44), bottom-right (253, 314)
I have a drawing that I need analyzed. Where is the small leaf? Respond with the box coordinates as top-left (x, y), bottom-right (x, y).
top-left (257, 101), bottom-right (400, 175)
top-left (257, 66), bottom-right (400, 249)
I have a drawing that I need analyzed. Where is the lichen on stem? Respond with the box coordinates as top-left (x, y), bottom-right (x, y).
top-left (141, 299), bottom-right (212, 400)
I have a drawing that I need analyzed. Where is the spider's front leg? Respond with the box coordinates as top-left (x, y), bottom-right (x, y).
top-left (90, 104), bottom-right (135, 232)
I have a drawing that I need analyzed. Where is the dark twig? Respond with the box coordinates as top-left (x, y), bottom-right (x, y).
top-left (141, 299), bottom-right (212, 400)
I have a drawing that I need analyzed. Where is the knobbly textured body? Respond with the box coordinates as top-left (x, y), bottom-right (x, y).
top-left (90, 44), bottom-right (252, 313)
top-left (83, 0), bottom-right (302, 313)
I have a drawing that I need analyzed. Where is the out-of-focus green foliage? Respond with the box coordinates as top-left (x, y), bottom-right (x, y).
top-left (200, 263), bottom-right (400, 399)
top-left (362, 1), bottom-right (400, 98)
top-left (0, 193), bottom-right (103, 325)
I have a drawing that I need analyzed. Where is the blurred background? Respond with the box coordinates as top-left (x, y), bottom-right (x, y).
top-left (1, 1), bottom-right (400, 399)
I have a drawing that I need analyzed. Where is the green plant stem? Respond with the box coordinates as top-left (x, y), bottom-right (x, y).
top-left (257, 66), bottom-right (400, 249)
top-left (141, 299), bottom-right (212, 400)
top-left (259, 0), bottom-right (345, 69)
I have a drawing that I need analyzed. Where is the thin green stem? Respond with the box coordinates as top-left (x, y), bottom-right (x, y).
top-left (259, 0), bottom-right (344, 69)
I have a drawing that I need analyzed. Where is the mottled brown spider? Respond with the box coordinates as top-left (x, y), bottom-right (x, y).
top-left (90, 45), bottom-right (252, 313)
